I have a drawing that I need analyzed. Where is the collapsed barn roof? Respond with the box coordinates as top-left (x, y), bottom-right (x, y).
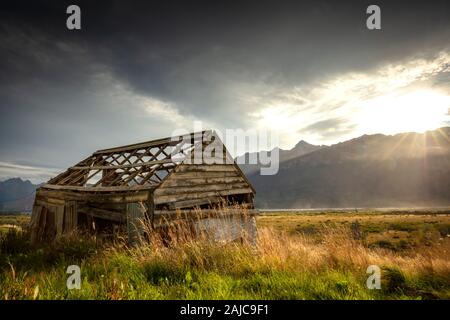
top-left (42, 130), bottom-right (253, 193)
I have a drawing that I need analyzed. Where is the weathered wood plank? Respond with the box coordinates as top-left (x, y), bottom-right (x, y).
top-left (155, 182), bottom-right (249, 196)
top-left (37, 188), bottom-right (150, 203)
top-left (127, 203), bottom-right (145, 245)
top-left (93, 131), bottom-right (210, 155)
top-left (43, 206), bottom-right (55, 240)
top-left (70, 159), bottom-right (173, 170)
top-left (168, 171), bottom-right (239, 179)
top-left (147, 191), bottom-right (155, 226)
top-left (154, 207), bottom-right (256, 217)
top-left (55, 204), bottom-right (65, 237)
top-left (64, 201), bottom-right (78, 232)
top-left (154, 188), bottom-right (253, 205)
top-left (37, 206), bottom-right (48, 242)
top-left (78, 205), bottom-right (127, 223)
top-left (84, 202), bottom-right (126, 211)
top-left (30, 205), bottom-right (42, 244)
top-left (160, 177), bottom-right (245, 188)
top-left (175, 164), bottom-right (236, 172)
top-left (34, 197), bottom-right (66, 206)
top-left (168, 197), bottom-right (222, 209)
top-left (42, 184), bottom-right (157, 192)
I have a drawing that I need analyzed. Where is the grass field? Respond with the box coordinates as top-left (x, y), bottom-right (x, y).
top-left (258, 210), bottom-right (450, 251)
top-left (0, 214), bottom-right (29, 234)
top-left (0, 210), bottom-right (449, 300)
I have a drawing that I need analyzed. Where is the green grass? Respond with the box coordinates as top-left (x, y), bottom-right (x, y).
top-left (0, 233), bottom-right (381, 300)
top-left (1, 211), bottom-right (449, 300)
top-left (258, 211), bottom-right (450, 249)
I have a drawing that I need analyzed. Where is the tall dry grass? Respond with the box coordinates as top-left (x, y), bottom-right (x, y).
top-left (125, 205), bottom-right (450, 295)
top-left (1, 205), bottom-right (449, 299)
top-left (129, 222), bottom-right (450, 278)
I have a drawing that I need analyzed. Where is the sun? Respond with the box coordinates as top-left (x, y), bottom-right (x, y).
top-left (357, 90), bottom-right (450, 135)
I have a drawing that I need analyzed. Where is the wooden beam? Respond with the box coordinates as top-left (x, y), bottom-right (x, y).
top-left (169, 171), bottom-right (239, 179)
top-left (41, 184), bottom-right (157, 192)
top-left (175, 164), bottom-right (237, 172)
top-left (47, 154), bottom-right (95, 184)
top-left (160, 177), bottom-right (245, 188)
top-left (154, 208), bottom-right (258, 217)
top-left (64, 201), bottom-right (78, 232)
top-left (30, 205), bottom-right (42, 244)
top-left (154, 188), bottom-right (254, 205)
top-left (70, 159), bottom-right (173, 170)
top-left (94, 149), bottom-right (142, 186)
top-left (36, 188), bottom-right (150, 203)
top-left (155, 182), bottom-right (250, 196)
top-left (169, 197), bottom-right (222, 209)
top-left (93, 131), bottom-right (211, 155)
top-left (78, 205), bottom-right (127, 223)
top-left (34, 197), bottom-right (66, 206)
top-left (55, 204), bottom-right (65, 237)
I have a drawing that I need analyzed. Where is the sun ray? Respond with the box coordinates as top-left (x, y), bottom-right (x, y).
top-left (434, 127), bottom-right (450, 145)
top-left (382, 132), bottom-right (410, 159)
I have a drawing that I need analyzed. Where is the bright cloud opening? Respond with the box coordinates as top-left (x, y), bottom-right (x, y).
top-left (250, 52), bottom-right (450, 149)
top-left (356, 90), bottom-right (450, 135)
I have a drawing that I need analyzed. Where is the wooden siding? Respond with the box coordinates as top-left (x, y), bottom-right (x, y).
top-left (154, 164), bottom-right (253, 208)
top-left (36, 188), bottom-right (150, 203)
top-left (127, 203), bottom-right (145, 245)
top-left (64, 201), bottom-right (78, 233)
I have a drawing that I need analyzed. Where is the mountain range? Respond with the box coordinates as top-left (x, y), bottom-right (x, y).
top-left (236, 140), bottom-right (326, 175)
top-left (1, 128), bottom-right (449, 211)
top-left (0, 178), bottom-right (40, 212)
top-left (239, 127), bottom-right (450, 208)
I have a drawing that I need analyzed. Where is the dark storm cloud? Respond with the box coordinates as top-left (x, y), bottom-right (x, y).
top-left (0, 0), bottom-right (449, 181)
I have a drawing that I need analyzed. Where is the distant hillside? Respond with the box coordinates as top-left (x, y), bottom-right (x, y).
top-left (0, 178), bottom-right (39, 212)
top-left (236, 140), bottom-right (325, 175)
top-left (244, 127), bottom-right (450, 208)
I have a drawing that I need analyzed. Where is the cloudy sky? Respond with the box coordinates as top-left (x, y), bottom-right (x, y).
top-left (1, 0), bottom-right (449, 182)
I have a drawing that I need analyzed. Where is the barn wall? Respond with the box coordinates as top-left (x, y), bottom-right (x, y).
top-left (30, 199), bottom-right (66, 243)
top-left (30, 163), bottom-right (256, 244)
top-left (30, 188), bottom-right (150, 243)
top-left (154, 164), bottom-right (254, 209)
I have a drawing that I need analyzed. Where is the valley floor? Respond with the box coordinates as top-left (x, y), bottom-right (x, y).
top-left (0, 210), bottom-right (449, 299)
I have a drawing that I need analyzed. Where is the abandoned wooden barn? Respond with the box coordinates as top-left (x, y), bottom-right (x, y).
top-left (29, 130), bottom-right (257, 244)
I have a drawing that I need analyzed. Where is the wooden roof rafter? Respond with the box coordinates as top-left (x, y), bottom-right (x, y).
top-left (44, 130), bottom-right (230, 191)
